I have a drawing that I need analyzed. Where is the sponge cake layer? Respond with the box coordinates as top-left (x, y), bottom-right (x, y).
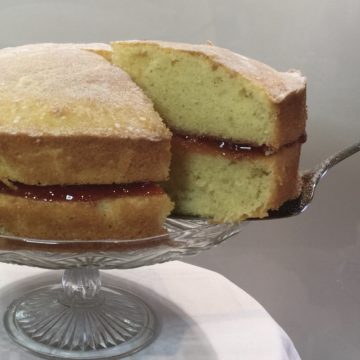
top-left (0, 44), bottom-right (171, 185)
top-left (167, 136), bottom-right (301, 221)
top-left (0, 185), bottom-right (172, 240)
top-left (112, 40), bottom-right (306, 149)
top-left (0, 133), bottom-right (170, 186)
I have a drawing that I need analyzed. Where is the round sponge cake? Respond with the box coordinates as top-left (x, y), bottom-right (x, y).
top-left (0, 43), bottom-right (173, 241)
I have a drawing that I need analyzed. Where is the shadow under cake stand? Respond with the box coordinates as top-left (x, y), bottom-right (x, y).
top-left (0, 217), bottom-right (244, 360)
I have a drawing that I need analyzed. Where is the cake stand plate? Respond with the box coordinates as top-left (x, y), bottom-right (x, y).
top-left (0, 217), bottom-right (245, 359)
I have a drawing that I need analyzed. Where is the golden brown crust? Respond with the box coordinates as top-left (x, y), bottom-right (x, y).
top-left (255, 142), bottom-right (302, 218)
top-left (0, 43), bottom-right (171, 184)
top-left (0, 134), bottom-right (170, 185)
top-left (273, 89), bottom-right (307, 150)
top-left (0, 192), bottom-right (173, 243)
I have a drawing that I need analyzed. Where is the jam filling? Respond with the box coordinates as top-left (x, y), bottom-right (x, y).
top-left (0, 181), bottom-right (164, 202)
top-left (173, 133), bottom-right (306, 158)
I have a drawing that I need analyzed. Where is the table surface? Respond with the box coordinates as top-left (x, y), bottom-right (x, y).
top-left (0, 261), bottom-right (300, 360)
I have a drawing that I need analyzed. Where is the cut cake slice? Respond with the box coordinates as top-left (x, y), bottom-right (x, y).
top-left (111, 40), bottom-right (307, 221)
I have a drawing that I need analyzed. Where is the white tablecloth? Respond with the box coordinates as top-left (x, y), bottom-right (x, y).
top-left (0, 261), bottom-right (300, 359)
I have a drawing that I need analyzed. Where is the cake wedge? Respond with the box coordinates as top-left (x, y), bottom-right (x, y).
top-left (111, 40), bottom-right (307, 221)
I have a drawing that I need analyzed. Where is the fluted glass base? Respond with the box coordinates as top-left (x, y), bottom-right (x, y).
top-left (4, 268), bottom-right (156, 359)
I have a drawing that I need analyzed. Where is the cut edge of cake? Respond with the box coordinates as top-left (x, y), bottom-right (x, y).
top-left (166, 137), bottom-right (301, 222)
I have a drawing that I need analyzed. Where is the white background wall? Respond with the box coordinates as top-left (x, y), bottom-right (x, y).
top-left (0, 1), bottom-right (359, 359)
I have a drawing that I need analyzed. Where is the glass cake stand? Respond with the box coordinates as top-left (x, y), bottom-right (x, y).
top-left (0, 217), bottom-right (245, 360)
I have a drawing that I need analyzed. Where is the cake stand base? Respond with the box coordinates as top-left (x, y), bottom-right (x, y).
top-left (3, 268), bottom-right (157, 359)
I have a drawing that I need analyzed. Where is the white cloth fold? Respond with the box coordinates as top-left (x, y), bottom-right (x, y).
top-left (0, 261), bottom-right (300, 359)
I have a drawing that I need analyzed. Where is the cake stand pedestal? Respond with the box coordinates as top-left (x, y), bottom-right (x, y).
top-left (5, 268), bottom-right (156, 359)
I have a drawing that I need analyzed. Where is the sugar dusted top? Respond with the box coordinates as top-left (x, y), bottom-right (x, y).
top-left (0, 43), bottom-right (170, 140)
